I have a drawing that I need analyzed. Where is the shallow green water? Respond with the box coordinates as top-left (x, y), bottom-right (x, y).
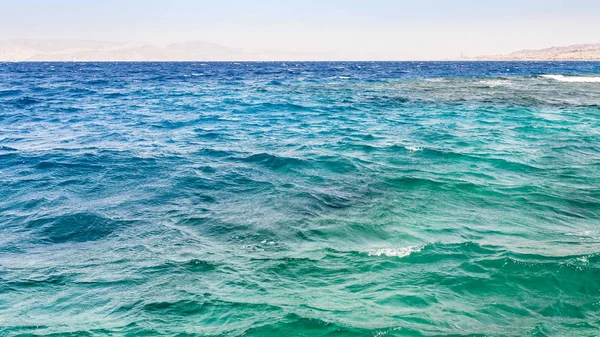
top-left (0, 62), bottom-right (599, 336)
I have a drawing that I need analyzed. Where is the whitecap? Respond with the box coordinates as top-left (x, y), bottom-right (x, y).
top-left (367, 246), bottom-right (422, 258)
top-left (405, 146), bottom-right (423, 152)
top-left (566, 230), bottom-right (600, 239)
top-left (541, 75), bottom-right (600, 83)
top-left (478, 79), bottom-right (512, 88)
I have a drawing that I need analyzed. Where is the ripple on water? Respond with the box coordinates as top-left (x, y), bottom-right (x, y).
top-left (0, 61), bottom-right (599, 336)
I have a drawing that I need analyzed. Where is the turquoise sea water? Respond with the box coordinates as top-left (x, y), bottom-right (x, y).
top-left (1, 62), bottom-right (599, 336)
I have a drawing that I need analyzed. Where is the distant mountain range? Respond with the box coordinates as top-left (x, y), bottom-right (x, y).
top-left (471, 44), bottom-right (600, 61)
top-left (0, 39), bottom-right (337, 61)
top-left (2, 39), bottom-right (600, 61)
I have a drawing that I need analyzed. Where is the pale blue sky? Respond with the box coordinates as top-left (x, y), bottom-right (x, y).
top-left (1, 0), bottom-right (599, 59)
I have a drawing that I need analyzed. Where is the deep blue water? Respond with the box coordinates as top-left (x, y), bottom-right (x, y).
top-left (1, 62), bottom-right (600, 336)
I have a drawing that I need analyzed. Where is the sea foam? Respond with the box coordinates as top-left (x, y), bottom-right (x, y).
top-left (367, 246), bottom-right (422, 258)
top-left (405, 146), bottom-right (423, 152)
top-left (541, 75), bottom-right (600, 83)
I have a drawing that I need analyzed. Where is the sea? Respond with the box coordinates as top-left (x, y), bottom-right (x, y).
top-left (0, 62), bottom-right (599, 336)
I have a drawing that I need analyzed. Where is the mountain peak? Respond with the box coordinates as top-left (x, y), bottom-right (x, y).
top-left (472, 43), bottom-right (600, 61)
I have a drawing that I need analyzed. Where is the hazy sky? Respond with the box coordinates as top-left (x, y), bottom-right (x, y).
top-left (1, 0), bottom-right (599, 59)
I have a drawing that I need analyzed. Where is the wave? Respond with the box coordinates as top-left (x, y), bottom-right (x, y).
top-left (26, 212), bottom-right (131, 244)
top-left (140, 258), bottom-right (218, 275)
top-left (238, 152), bottom-right (306, 170)
top-left (404, 146), bottom-right (423, 152)
top-left (0, 145), bottom-right (18, 152)
top-left (9, 96), bottom-right (41, 107)
top-left (478, 79), bottom-right (513, 88)
top-left (0, 89), bottom-right (22, 97)
top-left (363, 241), bottom-right (600, 262)
top-left (541, 74), bottom-right (600, 83)
top-left (363, 95), bottom-right (410, 107)
top-left (367, 246), bottom-right (422, 258)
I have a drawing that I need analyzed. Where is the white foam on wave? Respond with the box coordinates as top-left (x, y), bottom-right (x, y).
top-left (478, 79), bottom-right (512, 88)
top-left (566, 230), bottom-right (600, 239)
top-left (541, 75), bottom-right (600, 83)
top-left (405, 146), bottom-right (423, 152)
top-left (367, 246), bottom-right (422, 258)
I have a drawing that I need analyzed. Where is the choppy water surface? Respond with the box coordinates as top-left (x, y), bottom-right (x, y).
top-left (1, 62), bottom-right (599, 336)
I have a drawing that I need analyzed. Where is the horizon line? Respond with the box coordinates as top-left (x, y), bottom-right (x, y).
top-left (3, 60), bottom-right (599, 63)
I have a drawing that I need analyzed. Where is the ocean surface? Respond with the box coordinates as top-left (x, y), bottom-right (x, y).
top-left (1, 62), bottom-right (599, 336)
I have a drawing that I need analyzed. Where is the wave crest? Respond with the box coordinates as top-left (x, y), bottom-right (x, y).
top-left (367, 246), bottom-right (422, 258)
top-left (541, 75), bottom-right (600, 83)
